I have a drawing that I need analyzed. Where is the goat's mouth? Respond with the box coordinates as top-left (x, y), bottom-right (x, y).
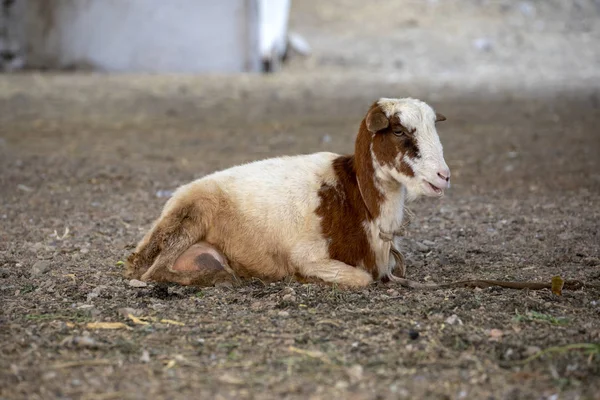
top-left (424, 180), bottom-right (444, 196)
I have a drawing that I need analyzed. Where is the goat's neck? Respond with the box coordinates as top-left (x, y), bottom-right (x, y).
top-left (375, 179), bottom-right (407, 236)
top-left (354, 128), bottom-right (407, 235)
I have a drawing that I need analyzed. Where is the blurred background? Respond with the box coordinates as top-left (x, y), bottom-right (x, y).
top-left (1, 1), bottom-right (600, 399)
top-left (2, 0), bottom-right (598, 83)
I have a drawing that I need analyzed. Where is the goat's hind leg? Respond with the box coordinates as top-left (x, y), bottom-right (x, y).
top-left (150, 242), bottom-right (236, 286)
top-left (125, 222), bottom-right (162, 280)
top-left (125, 199), bottom-right (207, 283)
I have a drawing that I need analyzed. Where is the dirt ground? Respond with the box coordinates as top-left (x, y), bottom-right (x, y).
top-left (0, 72), bottom-right (598, 400)
top-left (1, 1), bottom-right (600, 399)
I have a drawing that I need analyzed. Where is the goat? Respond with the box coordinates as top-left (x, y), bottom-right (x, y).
top-left (125, 97), bottom-right (450, 288)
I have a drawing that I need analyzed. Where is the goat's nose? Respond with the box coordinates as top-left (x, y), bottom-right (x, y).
top-left (437, 168), bottom-right (451, 182)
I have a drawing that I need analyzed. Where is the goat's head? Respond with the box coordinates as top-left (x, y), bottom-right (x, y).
top-left (362, 97), bottom-right (450, 200)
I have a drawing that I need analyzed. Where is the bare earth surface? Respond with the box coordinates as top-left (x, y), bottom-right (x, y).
top-left (1, 1), bottom-right (600, 399)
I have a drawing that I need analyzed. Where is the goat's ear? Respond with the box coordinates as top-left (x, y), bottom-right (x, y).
top-left (435, 113), bottom-right (447, 123)
top-left (366, 106), bottom-right (389, 133)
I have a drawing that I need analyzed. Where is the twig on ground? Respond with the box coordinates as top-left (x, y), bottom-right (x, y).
top-left (52, 359), bottom-right (113, 369)
top-left (393, 278), bottom-right (598, 291)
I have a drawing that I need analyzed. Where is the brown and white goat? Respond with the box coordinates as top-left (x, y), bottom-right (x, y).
top-left (125, 97), bottom-right (450, 288)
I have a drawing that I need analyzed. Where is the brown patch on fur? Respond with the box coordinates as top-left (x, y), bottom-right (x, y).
top-left (370, 114), bottom-right (418, 177)
top-left (316, 156), bottom-right (378, 277)
top-left (315, 102), bottom-right (426, 279)
top-left (355, 120), bottom-right (383, 219)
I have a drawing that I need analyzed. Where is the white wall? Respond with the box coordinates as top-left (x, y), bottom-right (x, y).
top-left (22, 0), bottom-right (266, 73)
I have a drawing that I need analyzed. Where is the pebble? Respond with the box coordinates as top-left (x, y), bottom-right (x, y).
top-left (17, 184), bottom-right (34, 192)
top-left (346, 364), bottom-right (363, 383)
top-left (524, 345), bottom-right (541, 357)
top-left (155, 190), bottom-right (174, 198)
top-left (582, 257), bottom-right (599, 266)
top-left (282, 287), bottom-right (295, 295)
top-left (415, 242), bottom-right (430, 252)
top-left (31, 260), bottom-right (51, 276)
top-left (445, 314), bottom-right (463, 325)
top-left (29, 242), bottom-right (48, 254)
top-left (61, 336), bottom-right (99, 349)
top-left (118, 307), bottom-right (138, 318)
top-left (86, 285), bottom-right (107, 302)
top-left (282, 293), bottom-right (296, 302)
top-left (488, 329), bottom-right (504, 340)
top-left (140, 350), bottom-right (151, 363)
top-left (334, 381), bottom-right (349, 390)
top-left (128, 279), bottom-right (148, 288)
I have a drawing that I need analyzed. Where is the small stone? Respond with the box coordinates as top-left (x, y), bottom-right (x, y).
top-left (445, 314), bottom-right (462, 325)
top-left (42, 372), bottom-right (57, 381)
top-left (86, 285), bottom-right (107, 302)
top-left (504, 348), bottom-right (514, 359)
top-left (118, 307), bottom-right (138, 318)
top-left (346, 364), bottom-right (363, 384)
top-left (140, 350), bottom-right (150, 363)
top-left (31, 260), bottom-right (51, 276)
top-left (86, 292), bottom-right (99, 302)
top-left (277, 310), bottom-right (289, 318)
top-left (29, 242), bottom-right (46, 253)
top-left (282, 293), bottom-right (296, 302)
top-left (582, 257), bottom-right (599, 266)
top-left (17, 184), bottom-right (34, 192)
top-left (282, 287), bottom-right (295, 295)
top-left (61, 336), bottom-right (99, 349)
top-left (128, 279), bottom-right (147, 288)
top-left (334, 380), bottom-right (349, 390)
top-left (524, 345), bottom-right (541, 357)
top-left (155, 190), bottom-right (174, 198)
top-left (408, 329), bottom-right (419, 340)
top-left (415, 242), bottom-right (429, 252)
top-left (488, 329), bottom-right (504, 340)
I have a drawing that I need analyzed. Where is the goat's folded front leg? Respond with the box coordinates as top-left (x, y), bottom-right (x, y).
top-left (297, 260), bottom-right (374, 288)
